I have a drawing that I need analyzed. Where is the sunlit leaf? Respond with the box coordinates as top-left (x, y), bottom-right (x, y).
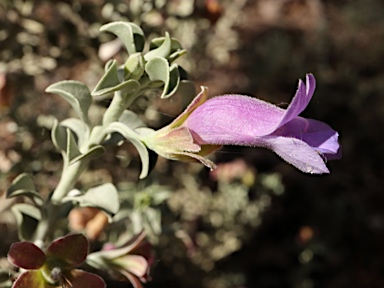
top-left (144, 32), bottom-right (172, 61)
top-left (100, 22), bottom-right (145, 55)
top-left (145, 57), bottom-right (168, 84)
top-left (169, 49), bottom-right (187, 63)
top-left (69, 145), bottom-right (106, 165)
top-left (149, 36), bottom-right (183, 53)
top-left (92, 60), bottom-right (141, 97)
top-left (51, 120), bottom-right (67, 153)
top-left (60, 118), bottom-right (89, 148)
top-left (103, 111), bottom-right (145, 146)
top-left (65, 183), bottom-right (119, 217)
top-left (119, 110), bottom-right (146, 130)
top-left (46, 81), bottom-right (91, 123)
top-left (150, 36), bottom-right (186, 62)
top-left (166, 63), bottom-right (181, 98)
top-left (144, 57), bottom-right (170, 98)
top-left (124, 53), bottom-right (145, 80)
top-left (66, 128), bottom-right (81, 162)
top-left (92, 60), bottom-right (119, 96)
top-left (104, 122), bottom-right (149, 179)
top-left (144, 58), bottom-right (181, 98)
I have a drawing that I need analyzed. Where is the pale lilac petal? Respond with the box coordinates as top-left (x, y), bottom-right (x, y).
top-left (273, 117), bottom-right (340, 159)
top-left (185, 95), bottom-right (285, 143)
top-left (185, 75), bottom-right (316, 143)
top-left (278, 74), bottom-right (316, 127)
top-left (259, 136), bottom-right (330, 174)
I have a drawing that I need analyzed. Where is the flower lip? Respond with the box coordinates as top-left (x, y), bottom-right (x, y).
top-left (273, 117), bottom-right (341, 157)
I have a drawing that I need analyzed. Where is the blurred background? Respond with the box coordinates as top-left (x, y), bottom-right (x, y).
top-left (1, 0), bottom-right (383, 287)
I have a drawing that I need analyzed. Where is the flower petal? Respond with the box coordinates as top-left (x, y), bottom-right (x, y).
top-left (260, 136), bottom-right (330, 174)
top-left (277, 74), bottom-right (315, 128)
top-left (8, 242), bottom-right (46, 270)
top-left (273, 117), bottom-right (340, 159)
top-left (185, 94), bottom-right (285, 143)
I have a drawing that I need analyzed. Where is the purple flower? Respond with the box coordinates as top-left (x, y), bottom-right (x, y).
top-left (142, 74), bottom-right (340, 174)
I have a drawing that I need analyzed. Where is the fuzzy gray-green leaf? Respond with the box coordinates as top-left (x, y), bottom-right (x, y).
top-left (92, 60), bottom-right (120, 96)
top-left (145, 32), bottom-right (172, 61)
top-left (105, 122), bottom-right (149, 179)
top-left (100, 22), bottom-right (145, 55)
top-left (11, 204), bottom-right (41, 241)
top-left (166, 63), bottom-right (181, 98)
top-left (124, 53), bottom-right (145, 80)
top-left (144, 58), bottom-right (181, 98)
top-left (150, 36), bottom-right (186, 63)
top-left (92, 60), bottom-right (141, 97)
top-left (145, 57), bottom-right (170, 98)
top-left (7, 174), bottom-right (43, 206)
top-left (65, 183), bottom-right (119, 217)
top-left (60, 118), bottom-right (89, 148)
top-left (70, 145), bottom-right (106, 165)
top-left (66, 128), bottom-right (81, 162)
top-left (119, 110), bottom-right (146, 130)
top-left (169, 49), bottom-right (187, 63)
top-left (150, 36), bottom-right (183, 53)
top-left (46, 80), bottom-right (91, 123)
top-left (7, 173), bottom-right (36, 196)
top-left (52, 120), bottom-right (67, 152)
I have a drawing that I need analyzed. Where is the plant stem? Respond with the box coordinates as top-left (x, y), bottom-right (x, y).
top-left (102, 90), bottom-right (139, 125)
top-left (50, 160), bottom-right (87, 203)
top-left (102, 91), bottom-right (125, 125)
top-left (33, 203), bottom-right (58, 246)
